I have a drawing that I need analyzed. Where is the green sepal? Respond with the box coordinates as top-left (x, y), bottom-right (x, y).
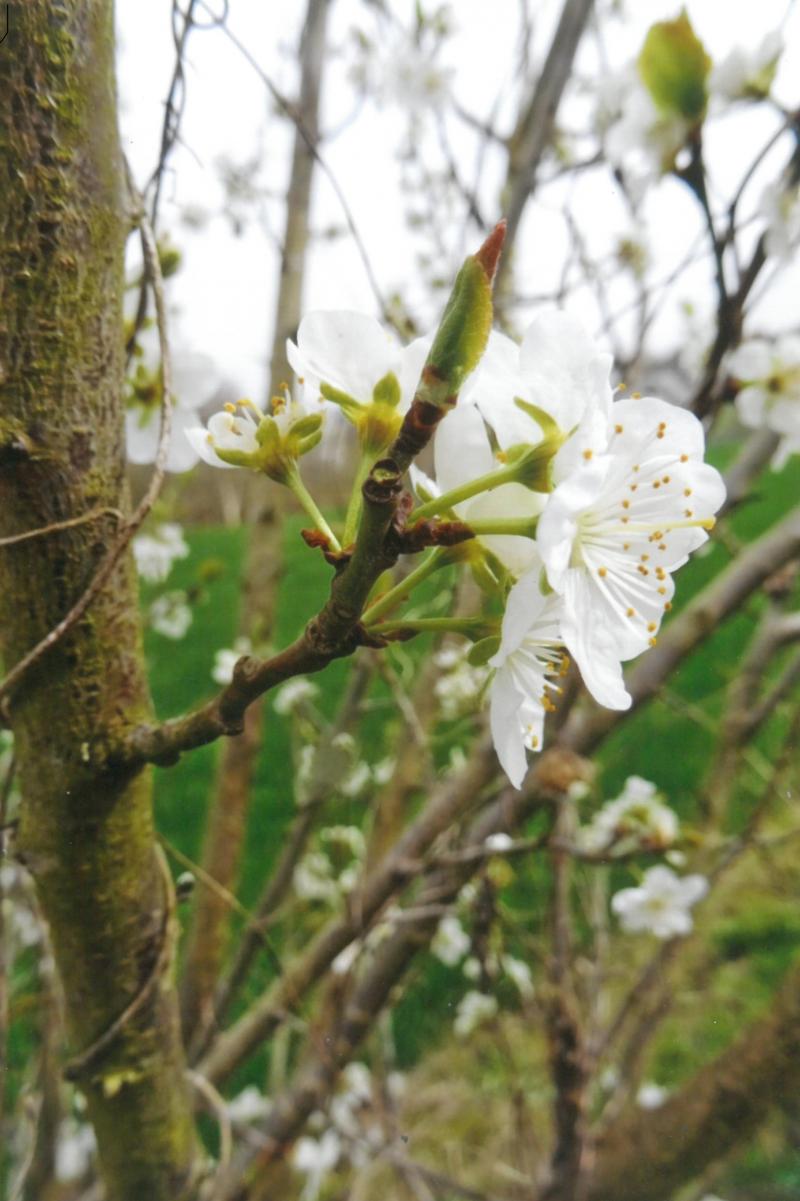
top-left (213, 445), bottom-right (260, 469)
top-left (514, 397), bottom-right (564, 442)
top-left (638, 10), bottom-right (711, 122)
top-left (372, 371), bottom-right (402, 408)
top-left (468, 635), bottom-right (501, 666)
top-left (320, 381), bottom-right (363, 421)
top-left (296, 429), bottom-right (323, 456)
top-left (290, 412), bottom-right (324, 439)
top-left (256, 415), bottom-right (281, 450)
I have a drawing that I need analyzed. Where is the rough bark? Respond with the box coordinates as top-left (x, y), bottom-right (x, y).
top-left (0, 5), bottom-right (199, 1198)
top-left (178, 0), bottom-right (331, 1049)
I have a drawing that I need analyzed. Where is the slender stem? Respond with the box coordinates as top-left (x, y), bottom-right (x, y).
top-left (370, 616), bottom-right (497, 638)
top-left (286, 466), bottom-right (342, 552)
top-left (362, 549), bottom-right (448, 626)
top-left (342, 446), bottom-right (376, 547)
top-left (466, 515), bottom-right (539, 537)
top-left (410, 462), bottom-right (521, 522)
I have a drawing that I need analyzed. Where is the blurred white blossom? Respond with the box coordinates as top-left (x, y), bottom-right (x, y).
top-left (133, 522), bottom-right (189, 583)
top-left (454, 990), bottom-right (498, 1037)
top-left (710, 32), bottom-right (782, 103)
top-left (274, 677), bottom-right (320, 715)
top-left (148, 591), bottom-right (192, 640)
top-left (612, 866), bottom-right (708, 939)
top-left (211, 637), bottom-right (253, 685)
top-left (637, 1081), bottom-right (669, 1109)
top-left (580, 776), bottom-right (678, 853)
top-left (432, 914), bottom-right (471, 966)
top-left (729, 335), bottom-right (800, 467)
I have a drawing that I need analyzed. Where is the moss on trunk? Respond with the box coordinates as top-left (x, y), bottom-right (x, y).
top-left (0, 5), bottom-right (200, 1198)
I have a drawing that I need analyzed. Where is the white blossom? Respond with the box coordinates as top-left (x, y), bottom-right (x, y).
top-left (454, 990), bottom-right (498, 1037)
top-left (637, 1081), bottom-right (669, 1109)
top-left (488, 570), bottom-right (568, 789)
top-left (211, 637), bottom-right (253, 685)
top-left (340, 760), bottom-right (372, 798)
top-left (502, 954), bottom-right (534, 998)
top-left (759, 181), bottom-right (800, 262)
top-left (126, 349), bottom-right (219, 473)
top-left (612, 865), bottom-right (708, 939)
top-left (580, 776), bottom-right (678, 853)
top-left (55, 1119), bottom-right (96, 1183)
top-left (288, 310), bottom-right (427, 419)
top-left (484, 832), bottom-right (513, 853)
top-left (432, 914), bottom-right (471, 966)
top-left (320, 825), bottom-right (366, 858)
top-left (225, 1086), bottom-right (271, 1124)
top-left (433, 643), bottom-right (489, 719)
top-left (292, 1129), bottom-right (341, 1201)
top-left (133, 522), bottom-right (189, 583)
top-left (603, 71), bottom-right (691, 192)
top-left (273, 677), bottom-right (320, 715)
top-left (710, 32), bottom-right (782, 103)
top-left (293, 852), bottom-right (340, 905)
top-left (350, 29), bottom-right (453, 116)
top-left (148, 591), bottom-right (192, 640)
top-left (537, 397), bottom-right (725, 709)
top-left (729, 335), bottom-right (800, 467)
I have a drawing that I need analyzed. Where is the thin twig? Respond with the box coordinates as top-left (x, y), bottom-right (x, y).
top-left (0, 508), bottom-right (123, 549)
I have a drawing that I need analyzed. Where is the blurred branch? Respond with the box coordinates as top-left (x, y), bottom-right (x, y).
top-left (586, 953), bottom-right (800, 1201)
top-left (495, 0), bottom-right (595, 307)
top-left (179, 0), bottom-right (332, 1055)
top-left (199, 654), bottom-right (374, 1053)
top-left (197, 735), bottom-right (498, 1086)
top-left (202, 0), bottom-right (391, 321)
top-left (213, 753), bottom-right (580, 1199)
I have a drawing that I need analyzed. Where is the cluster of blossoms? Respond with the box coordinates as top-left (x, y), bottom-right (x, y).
top-left (579, 775), bottom-right (679, 854)
top-left (187, 299), bottom-right (725, 789)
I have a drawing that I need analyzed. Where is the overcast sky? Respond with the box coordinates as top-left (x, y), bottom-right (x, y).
top-left (116, 1), bottom-right (800, 402)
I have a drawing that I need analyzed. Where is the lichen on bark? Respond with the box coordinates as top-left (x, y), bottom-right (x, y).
top-left (0, 4), bottom-right (200, 1198)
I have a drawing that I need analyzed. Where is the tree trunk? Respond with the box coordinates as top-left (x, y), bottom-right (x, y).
top-left (0, 5), bottom-right (200, 1198)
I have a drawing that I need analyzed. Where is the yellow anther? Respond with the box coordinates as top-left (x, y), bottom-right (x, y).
top-left (626, 607), bottom-right (635, 617)
top-left (664, 601), bottom-right (672, 611)
top-left (598, 566), bottom-right (608, 577)
top-left (622, 499), bottom-right (630, 509)
top-left (615, 424), bottom-right (624, 434)
top-left (647, 622), bottom-right (657, 632)
top-left (684, 509), bottom-right (693, 518)
top-left (649, 636), bottom-right (657, 647)
top-left (583, 449), bottom-right (593, 461)
top-left (680, 453), bottom-right (689, 462)
top-left (637, 565), bottom-right (649, 576)
top-left (224, 402), bottom-right (236, 413)
top-left (684, 488), bottom-right (692, 497)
